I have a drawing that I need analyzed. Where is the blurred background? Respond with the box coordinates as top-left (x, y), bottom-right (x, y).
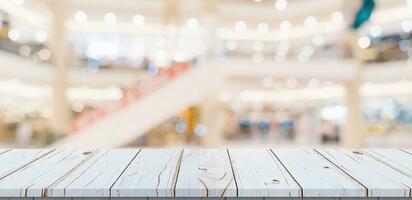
top-left (0, 0), bottom-right (411, 148)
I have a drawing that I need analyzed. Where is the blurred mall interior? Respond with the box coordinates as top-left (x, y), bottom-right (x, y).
top-left (0, 0), bottom-right (411, 148)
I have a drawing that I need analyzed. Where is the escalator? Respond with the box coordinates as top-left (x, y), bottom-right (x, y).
top-left (53, 62), bottom-right (223, 148)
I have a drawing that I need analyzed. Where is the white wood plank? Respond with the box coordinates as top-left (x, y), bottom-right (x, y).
top-left (228, 149), bottom-right (301, 197)
top-left (34, 198), bottom-right (145, 200)
top-left (175, 149), bottom-right (236, 197)
top-left (111, 149), bottom-right (182, 197)
top-left (0, 149), bottom-right (98, 197)
top-left (266, 198), bottom-right (366, 200)
top-left (2, 198), bottom-right (34, 200)
top-left (0, 149), bottom-right (53, 180)
top-left (316, 149), bottom-right (412, 197)
top-left (149, 198), bottom-right (223, 200)
top-left (50, 149), bottom-right (139, 197)
top-left (264, 198), bottom-right (301, 200)
top-left (366, 149), bottom-right (412, 183)
top-left (71, 198), bottom-right (146, 200)
top-left (28, 198), bottom-right (378, 200)
top-left (45, 150), bottom-right (110, 197)
top-left (272, 149), bottom-right (366, 197)
top-left (34, 198), bottom-right (70, 200)
top-left (32, 198), bottom-right (149, 200)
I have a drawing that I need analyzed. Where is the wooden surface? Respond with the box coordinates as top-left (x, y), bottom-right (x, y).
top-left (229, 149), bottom-right (300, 197)
top-left (175, 149), bottom-right (236, 197)
top-left (0, 149), bottom-right (411, 198)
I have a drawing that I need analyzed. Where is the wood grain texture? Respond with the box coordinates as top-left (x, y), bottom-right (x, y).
top-left (174, 149), bottom-right (236, 197)
top-left (0, 149), bottom-right (96, 197)
top-left (45, 150), bottom-right (110, 197)
top-left (0, 149), bottom-right (412, 198)
top-left (272, 149), bottom-right (366, 197)
top-left (366, 149), bottom-right (412, 191)
top-left (228, 149), bottom-right (301, 197)
top-left (316, 149), bottom-right (412, 197)
top-left (367, 149), bottom-right (412, 177)
top-left (49, 149), bottom-right (139, 197)
top-left (111, 149), bottom-right (182, 197)
top-left (0, 149), bottom-right (53, 180)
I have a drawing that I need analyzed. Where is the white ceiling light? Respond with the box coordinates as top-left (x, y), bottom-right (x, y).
top-left (8, 29), bottom-right (20, 42)
top-left (19, 45), bottom-right (31, 57)
top-left (304, 16), bottom-right (317, 28)
top-left (298, 46), bottom-right (313, 63)
top-left (35, 30), bottom-right (48, 43)
top-left (369, 25), bottom-right (382, 37)
top-left (358, 36), bottom-right (371, 49)
top-left (186, 17), bottom-right (199, 30)
top-left (312, 35), bottom-right (325, 46)
top-left (132, 14), bottom-right (145, 26)
top-left (38, 49), bottom-right (51, 61)
top-left (401, 20), bottom-right (412, 32)
top-left (257, 22), bottom-right (269, 34)
top-left (13, 0), bottom-right (24, 5)
top-left (104, 12), bottom-right (117, 25)
top-left (331, 11), bottom-right (343, 23)
top-left (279, 20), bottom-right (292, 32)
top-left (275, 0), bottom-right (287, 11)
top-left (276, 41), bottom-right (289, 57)
top-left (235, 20), bottom-right (247, 32)
top-left (302, 46), bottom-right (314, 57)
top-left (74, 11), bottom-right (87, 23)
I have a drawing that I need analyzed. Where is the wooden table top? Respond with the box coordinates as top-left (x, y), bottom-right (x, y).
top-left (0, 148), bottom-right (411, 198)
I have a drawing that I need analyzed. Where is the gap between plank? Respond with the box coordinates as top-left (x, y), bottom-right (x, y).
top-left (44, 149), bottom-right (111, 197)
top-left (400, 148), bottom-right (412, 156)
top-left (226, 149), bottom-right (239, 197)
top-left (109, 149), bottom-right (142, 197)
top-left (367, 149), bottom-right (412, 180)
top-left (0, 149), bottom-right (56, 181)
top-left (313, 149), bottom-right (369, 197)
top-left (172, 149), bottom-right (184, 198)
top-left (269, 149), bottom-right (304, 198)
top-left (0, 149), bottom-right (12, 156)
top-left (385, 149), bottom-right (412, 197)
